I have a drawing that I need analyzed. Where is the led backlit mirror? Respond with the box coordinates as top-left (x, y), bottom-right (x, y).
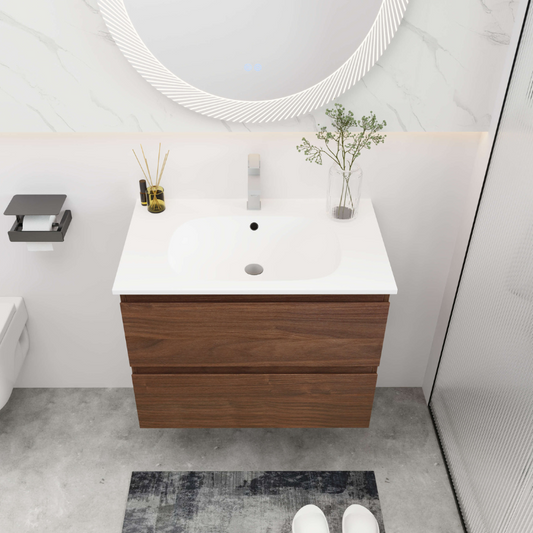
top-left (99, 0), bottom-right (408, 122)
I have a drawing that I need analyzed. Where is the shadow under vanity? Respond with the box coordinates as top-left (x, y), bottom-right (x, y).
top-left (113, 199), bottom-right (396, 428)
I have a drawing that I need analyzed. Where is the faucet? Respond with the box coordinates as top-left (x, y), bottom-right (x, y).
top-left (247, 154), bottom-right (261, 210)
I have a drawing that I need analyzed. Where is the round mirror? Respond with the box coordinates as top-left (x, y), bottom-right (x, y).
top-left (99, 0), bottom-right (408, 122)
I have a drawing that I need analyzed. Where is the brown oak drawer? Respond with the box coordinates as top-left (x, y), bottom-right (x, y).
top-left (121, 301), bottom-right (389, 368)
top-left (132, 373), bottom-right (378, 428)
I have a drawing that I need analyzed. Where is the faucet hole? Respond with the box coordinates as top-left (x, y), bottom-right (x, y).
top-left (250, 222), bottom-right (259, 231)
top-left (245, 263), bottom-right (263, 276)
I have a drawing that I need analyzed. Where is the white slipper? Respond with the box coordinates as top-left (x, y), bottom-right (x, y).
top-left (292, 504), bottom-right (330, 533)
top-left (342, 504), bottom-right (380, 533)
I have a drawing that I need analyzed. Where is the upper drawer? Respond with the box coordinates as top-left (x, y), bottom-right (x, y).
top-left (121, 301), bottom-right (390, 368)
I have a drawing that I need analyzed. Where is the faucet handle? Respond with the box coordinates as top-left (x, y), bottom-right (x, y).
top-left (248, 154), bottom-right (260, 169)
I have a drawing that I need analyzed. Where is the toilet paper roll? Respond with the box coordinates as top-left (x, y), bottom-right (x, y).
top-left (22, 215), bottom-right (56, 252)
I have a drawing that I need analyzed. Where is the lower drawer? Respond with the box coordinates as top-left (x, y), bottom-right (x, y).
top-left (132, 373), bottom-right (377, 428)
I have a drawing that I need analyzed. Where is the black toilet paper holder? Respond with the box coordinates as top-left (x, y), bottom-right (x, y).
top-left (3, 195), bottom-right (72, 242)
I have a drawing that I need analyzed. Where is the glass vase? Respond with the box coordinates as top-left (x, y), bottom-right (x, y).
top-left (327, 163), bottom-right (363, 221)
top-left (147, 186), bottom-right (165, 213)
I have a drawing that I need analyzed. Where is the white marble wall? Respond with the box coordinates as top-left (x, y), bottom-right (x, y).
top-left (0, 0), bottom-right (517, 132)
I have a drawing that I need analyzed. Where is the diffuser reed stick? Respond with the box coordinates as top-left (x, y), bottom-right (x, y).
top-left (140, 144), bottom-right (153, 186)
top-left (156, 143), bottom-right (161, 187)
top-left (132, 149), bottom-right (149, 182)
top-left (157, 151), bottom-right (169, 188)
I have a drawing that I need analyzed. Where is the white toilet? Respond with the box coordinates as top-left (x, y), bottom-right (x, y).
top-left (0, 297), bottom-right (30, 410)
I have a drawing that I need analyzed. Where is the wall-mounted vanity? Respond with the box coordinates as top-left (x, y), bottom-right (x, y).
top-left (113, 199), bottom-right (396, 428)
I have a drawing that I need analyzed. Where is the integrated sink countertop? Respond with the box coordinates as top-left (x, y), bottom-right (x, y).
top-left (112, 199), bottom-right (397, 295)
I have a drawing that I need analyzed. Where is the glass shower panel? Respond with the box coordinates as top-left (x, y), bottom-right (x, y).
top-left (429, 4), bottom-right (533, 533)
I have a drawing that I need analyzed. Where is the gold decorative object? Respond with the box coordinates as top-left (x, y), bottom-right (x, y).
top-left (132, 143), bottom-right (170, 214)
top-left (147, 185), bottom-right (165, 213)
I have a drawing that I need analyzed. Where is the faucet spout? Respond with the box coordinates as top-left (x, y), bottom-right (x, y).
top-left (247, 154), bottom-right (261, 210)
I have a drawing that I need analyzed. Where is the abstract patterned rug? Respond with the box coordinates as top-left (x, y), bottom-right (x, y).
top-left (122, 471), bottom-right (385, 533)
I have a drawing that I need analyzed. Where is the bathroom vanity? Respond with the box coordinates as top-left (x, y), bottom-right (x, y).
top-left (113, 199), bottom-right (396, 428)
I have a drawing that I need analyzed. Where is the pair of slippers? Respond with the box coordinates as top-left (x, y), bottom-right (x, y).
top-left (292, 504), bottom-right (379, 533)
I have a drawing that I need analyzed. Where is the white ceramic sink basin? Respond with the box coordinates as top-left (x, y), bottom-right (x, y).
top-left (112, 199), bottom-right (397, 295)
top-left (168, 216), bottom-right (341, 281)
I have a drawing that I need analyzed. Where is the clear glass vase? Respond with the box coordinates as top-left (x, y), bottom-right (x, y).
top-left (327, 163), bottom-right (363, 221)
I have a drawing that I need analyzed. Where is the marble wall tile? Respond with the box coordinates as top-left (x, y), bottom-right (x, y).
top-left (0, 0), bottom-right (518, 132)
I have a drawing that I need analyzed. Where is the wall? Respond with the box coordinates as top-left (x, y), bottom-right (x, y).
top-left (0, 0), bottom-right (518, 387)
top-left (0, 132), bottom-right (482, 387)
top-left (0, 0), bottom-right (516, 132)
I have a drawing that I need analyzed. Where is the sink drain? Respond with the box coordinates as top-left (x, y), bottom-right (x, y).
top-left (245, 263), bottom-right (263, 276)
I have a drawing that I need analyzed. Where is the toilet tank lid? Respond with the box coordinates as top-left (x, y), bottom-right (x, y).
top-left (0, 302), bottom-right (16, 344)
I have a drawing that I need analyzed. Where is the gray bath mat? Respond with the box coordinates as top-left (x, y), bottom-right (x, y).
top-left (122, 471), bottom-right (385, 532)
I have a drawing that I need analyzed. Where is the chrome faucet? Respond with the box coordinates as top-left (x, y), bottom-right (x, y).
top-left (247, 154), bottom-right (261, 210)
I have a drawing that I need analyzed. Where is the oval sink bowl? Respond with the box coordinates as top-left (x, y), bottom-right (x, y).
top-left (168, 216), bottom-right (341, 281)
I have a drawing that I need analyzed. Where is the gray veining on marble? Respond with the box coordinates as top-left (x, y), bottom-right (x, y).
top-left (0, 0), bottom-right (518, 132)
top-left (0, 388), bottom-right (463, 533)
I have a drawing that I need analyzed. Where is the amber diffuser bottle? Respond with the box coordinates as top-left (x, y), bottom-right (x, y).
top-left (147, 186), bottom-right (165, 213)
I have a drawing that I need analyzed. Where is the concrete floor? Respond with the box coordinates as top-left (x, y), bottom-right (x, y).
top-left (0, 387), bottom-right (463, 533)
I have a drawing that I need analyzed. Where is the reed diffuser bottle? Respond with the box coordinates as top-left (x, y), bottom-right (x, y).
top-left (147, 186), bottom-right (165, 213)
top-left (132, 143), bottom-right (170, 214)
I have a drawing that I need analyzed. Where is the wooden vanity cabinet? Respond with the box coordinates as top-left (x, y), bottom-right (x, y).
top-left (120, 294), bottom-right (390, 428)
